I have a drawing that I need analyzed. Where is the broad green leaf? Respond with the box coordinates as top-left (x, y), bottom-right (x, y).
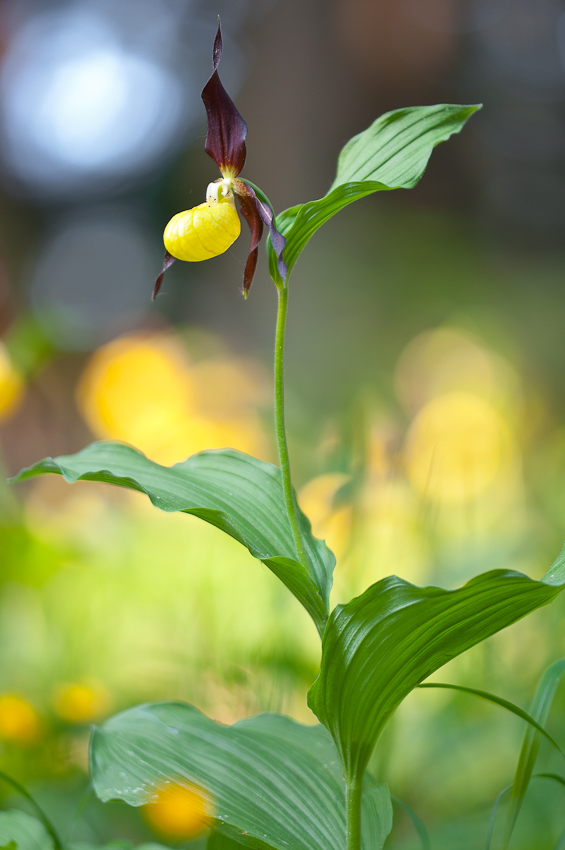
top-left (267, 104), bottom-right (481, 281)
top-left (12, 442), bottom-right (334, 635)
top-left (207, 833), bottom-right (252, 850)
top-left (90, 703), bottom-right (393, 850)
top-left (308, 567), bottom-right (564, 784)
top-left (0, 843), bottom-right (17, 850)
top-left (0, 812), bottom-right (53, 850)
top-left (501, 658), bottom-right (565, 849)
top-left (418, 682), bottom-right (563, 754)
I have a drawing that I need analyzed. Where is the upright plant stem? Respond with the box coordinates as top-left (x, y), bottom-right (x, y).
top-left (346, 777), bottom-right (363, 850)
top-left (274, 284), bottom-right (309, 570)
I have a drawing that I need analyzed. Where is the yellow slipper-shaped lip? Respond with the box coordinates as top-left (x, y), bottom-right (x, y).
top-left (164, 195), bottom-right (241, 263)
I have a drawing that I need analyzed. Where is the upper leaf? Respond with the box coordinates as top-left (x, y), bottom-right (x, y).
top-left (267, 104), bottom-right (481, 282)
top-left (12, 442), bottom-right (335, 635)
top-left (90, 703), bottom-right (392, 850)
top-left (308, 565), bottom-right (564, 784)
top-left (0, 811), bottom-right (53, 850)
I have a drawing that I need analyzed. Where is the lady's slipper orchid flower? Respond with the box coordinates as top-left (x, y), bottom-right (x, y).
top-left (153, 21), bottom-right (286, 300)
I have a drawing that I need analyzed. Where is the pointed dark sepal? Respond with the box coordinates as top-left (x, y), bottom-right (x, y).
top-left (152, 251), bottom-right (175, 300)
top-left (202, 20), bottom-right (247, 177)
top-left (234, 179), bottom-right (287, 290)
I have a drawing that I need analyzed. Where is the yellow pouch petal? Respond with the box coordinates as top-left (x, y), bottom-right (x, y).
top-left (164, 197), bottom-right (241, 262)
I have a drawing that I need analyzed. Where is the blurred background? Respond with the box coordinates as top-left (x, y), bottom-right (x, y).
top-left (0, 0), bottom-right (565, 847)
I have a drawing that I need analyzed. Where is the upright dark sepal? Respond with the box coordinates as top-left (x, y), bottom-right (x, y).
top-left (152, 251), bottom-right (175, 300)
top-left (235, 179), bottom-right (287, 290)
top-left (202, 20), bottom-right (247, 177)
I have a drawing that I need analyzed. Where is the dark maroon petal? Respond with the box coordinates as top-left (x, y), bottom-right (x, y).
top-left (234, 179), bottom-right (287, 284)
top-left (237, 192), bottom-right (264, 296)
top-left (152, 251), bottom-right (175, 300)
top-left (201, 20), bottom-right (247, 177)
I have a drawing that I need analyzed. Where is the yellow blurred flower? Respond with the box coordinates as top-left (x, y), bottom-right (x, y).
top-left (144, 782), bottom-right (214, 839)
top-left (53, 680), bottom-right (111, 724)
top-left (406, 391), bottom-right (511, 503)
top-left (0, 343), bottom-right (24, 421)
top-left (299, 473), bottom-right (351, 560)
top-left (0, 694), bottom-right (41, 744)
top-left (76, 332), bottom-right (268, 465)
top-left (395, 327), bottom-right (519, 416)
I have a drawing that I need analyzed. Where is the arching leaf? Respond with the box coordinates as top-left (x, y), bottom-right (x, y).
top-left (308, 562), bottom-right (565, 785)
top-left (267, 104), bottom-right (481, 282)
top-left (12, 442), bottom-right (334, 636)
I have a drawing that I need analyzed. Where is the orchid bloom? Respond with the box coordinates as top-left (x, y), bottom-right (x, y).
top-left (153, 21), bottom-right (287, 300)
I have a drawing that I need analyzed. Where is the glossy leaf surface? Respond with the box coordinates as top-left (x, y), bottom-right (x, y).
top-left (90, 703), bottom-right (392, 850)
top-left (267, 104), bottom-right (480, 282)
top-left (13, 442), bottom-right (334, 634)
top-left (308, 564), bottom-right (565, 783)
top-left (0, 811), bottom-right (53, 850)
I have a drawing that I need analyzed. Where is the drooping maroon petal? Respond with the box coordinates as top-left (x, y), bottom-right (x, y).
top-left (234, 179), bottom-right (287, 285)
top-left (152, 251), bottom-right (175, 300)
top-left (201, 20), bottom-right (247, 177)
top-left (237, 192), bottom-right (264, 296)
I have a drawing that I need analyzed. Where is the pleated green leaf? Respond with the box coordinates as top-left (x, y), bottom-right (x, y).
top-left (12, 442), bottom-right (334, 635)
top-left (90, 703), bottom-right (393, 850)
top-left (0, 811), bottom-right (53, 850)
top-left (308, 563), bottom-right (565, 784)
top-left (268, 104), bottom-right (481, 282)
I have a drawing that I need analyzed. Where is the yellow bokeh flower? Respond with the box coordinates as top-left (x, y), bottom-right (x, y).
top-left (76, 332), bottom-right (267, 465)
top-left (143, 782), bottom-right (214, 839)
top-left (406, 391), bottom-right (511, 503)
top-left (53, 680), bottom-right (111, 724)
top-left (0, 694), bottom-right (41, 744)
top-left (0, 343), bottom-right (24, 421)
top-left (299, 473), bottom-right (351, 560)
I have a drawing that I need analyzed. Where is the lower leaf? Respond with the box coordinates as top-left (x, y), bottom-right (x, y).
top-left (308, 556), bottom-right (565, 785)
top-left (90, 704), bottom-right (392, 850)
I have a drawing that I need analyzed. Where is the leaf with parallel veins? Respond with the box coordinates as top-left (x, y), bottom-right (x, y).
top-left (267, 103), bottom-right (481, 283)
top-left (308, 557), bottom-right (565, 785)
top-left (90, 704), bottom-right (393, 850)
top-left (12, 442), bottom-right (335, 635)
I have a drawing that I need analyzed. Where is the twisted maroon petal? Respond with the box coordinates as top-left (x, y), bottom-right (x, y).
top-left (202, 20), bottom-right (247, 177)
top-left (152, 251), bottom-right (175, 300)
top-left (234, 180), bottom-right (287, 287)
top-left (234, 180), bottom-right (288, 294)
top-left (237, 192), bottom-right (264, 296)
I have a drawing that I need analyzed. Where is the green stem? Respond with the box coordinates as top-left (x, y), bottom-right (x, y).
top-left (274, 284), bottom-right (309, 570)
top-left (346, 777), bottom-right (363, 850)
